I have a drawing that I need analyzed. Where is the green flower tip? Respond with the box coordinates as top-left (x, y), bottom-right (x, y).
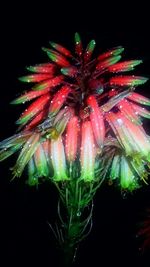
top-left (49, 41), bottom-right (57, 48)
top-left (113, 46), bottom-right (125, 55)
top-left (42, 47), bottom-right (50, 53)
top-left (18, 76), bottom-right (29, 82)
top-left (75, 32), bottom-right (81, 44)
top-left (88, 40), bottom-right (96, 52)
top-left (134, 77), bottom-right (148, 86)
top-left (61, 68), bottom-right (68, 75)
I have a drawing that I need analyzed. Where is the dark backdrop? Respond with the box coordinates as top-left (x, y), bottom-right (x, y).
top-left (0, 2), bottom-right (150, 266)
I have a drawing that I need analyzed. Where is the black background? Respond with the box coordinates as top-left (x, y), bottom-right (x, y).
top-left (0, 2), bottom-right (150, 266)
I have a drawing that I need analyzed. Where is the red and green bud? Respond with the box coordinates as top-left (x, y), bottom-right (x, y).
top-left (61, 66), bottom-right (77, 77)
top-left (49, 86), bottom-right (72, 116)
top-left (42, 48), bottom-right (70, 67)
top-left (110, 76), bottom-right (148, 86)
top-left (19, 74), bottom-right (53, 83)
top-left (50, 41), bottom-right (72, 57)
top-left (32, 75), bottom-right (64, 91)
top-left (98, 46), bottom-right (124, 60)
top-left (16, 94), bottom-right (51, 125)
top-left (75, 32), bottom-right (82, 56)
top-left (108, 60), bottom-right (142, 73)
top-left (84, 40), bottom-right (96, 62)
top-left (96, 55), bottom-right (121, 71)
top-left (26, 63), bottom-right (55, 74)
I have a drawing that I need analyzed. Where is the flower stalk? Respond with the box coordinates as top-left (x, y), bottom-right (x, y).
top-left (53, 179), bottom-right (96, 266)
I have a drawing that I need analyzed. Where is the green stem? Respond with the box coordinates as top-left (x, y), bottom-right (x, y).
top-left (54, 180), bottom-right (97, 266)
top-left (61, 208), bottom-right (81, 266)
top-left (61, 241), bottom-right (77, 267)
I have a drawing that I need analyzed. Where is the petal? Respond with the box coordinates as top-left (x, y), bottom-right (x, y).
top-left (87, 95), bottom-right (105, 148)
top-left (80, 121), bottom-right (96, 181)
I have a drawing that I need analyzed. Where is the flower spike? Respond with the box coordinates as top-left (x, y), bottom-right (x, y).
top-left (0, 34), bottom-right (150, 264)
top-left (1, 33), bottom-right (150, 189)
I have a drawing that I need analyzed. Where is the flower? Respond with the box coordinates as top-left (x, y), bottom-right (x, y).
top-left (0, 33), bottom-right (150, 191)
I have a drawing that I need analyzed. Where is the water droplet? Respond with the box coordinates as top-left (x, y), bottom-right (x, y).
top-left (121, 190), bottom-right (128, 199)
top-left (77, 211), bottom-right (81, 217)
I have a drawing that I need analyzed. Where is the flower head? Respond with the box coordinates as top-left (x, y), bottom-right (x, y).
top-left (0, 33), bottom-right (150, 191)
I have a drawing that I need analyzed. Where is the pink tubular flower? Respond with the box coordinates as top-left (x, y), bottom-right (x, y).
top-left (87, 95), bottom-right (105, 149)
top-left (0, 33), bottom-right (150, 190)
top-left (80, 121), bottom-right (96, 181)
top-left (65, 116), bottom-right (79, 162)
top-left (106, 111), bottom-right (150, 161)
top-left (51, 136), bottom-right (68, 181)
